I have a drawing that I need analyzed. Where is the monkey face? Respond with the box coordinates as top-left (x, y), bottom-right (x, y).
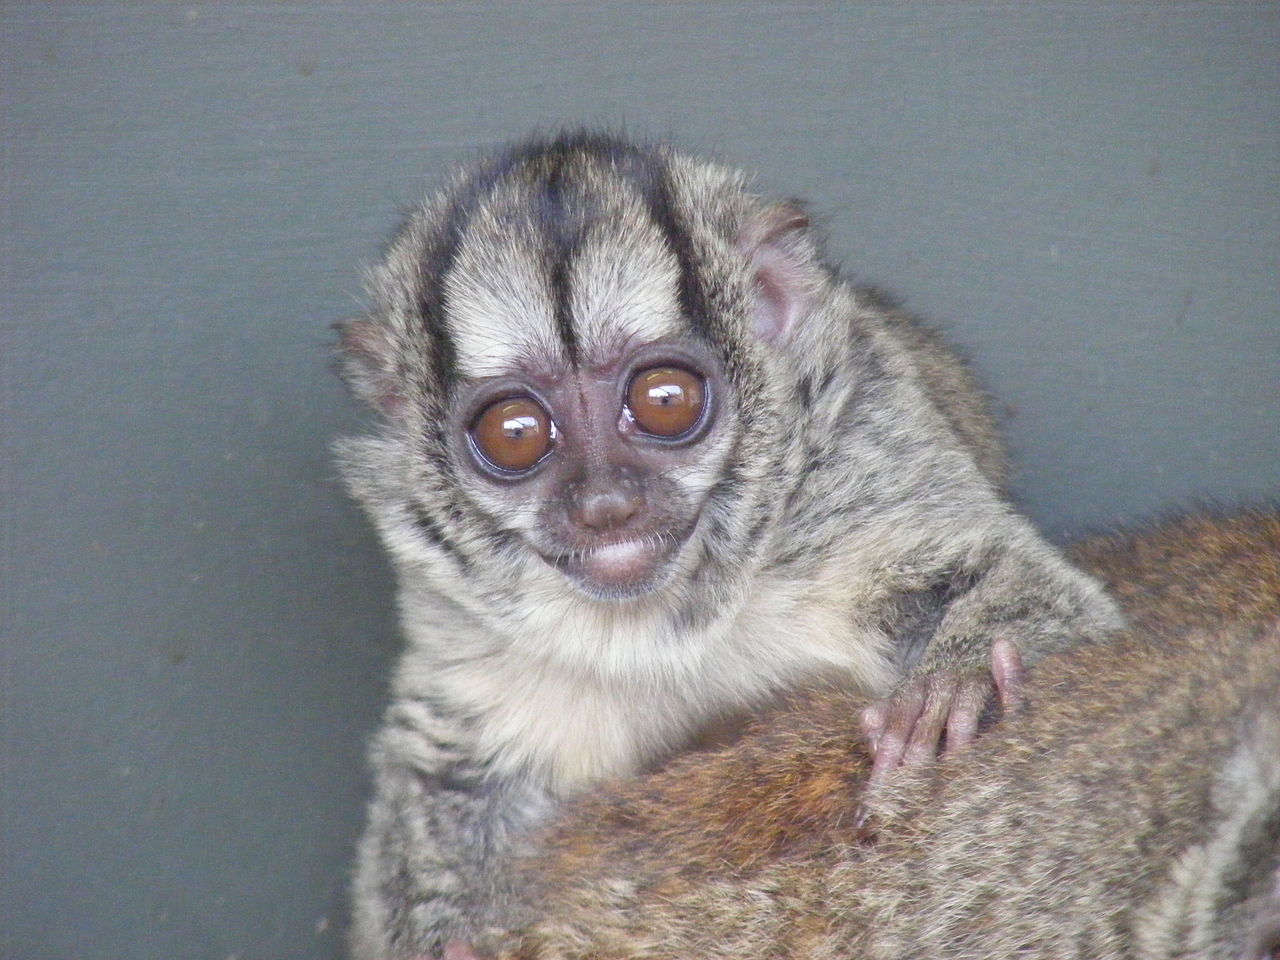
top-left (339, 134), bottom-right (821, 635)
top-left (420, 142), bottom-right (766, 605)
top-left (454, 338), bottom-right (726, 599)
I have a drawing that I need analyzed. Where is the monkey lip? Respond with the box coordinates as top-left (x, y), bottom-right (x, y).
top-left (544, 534), bottom-right (684, 599)
top-left (585, 538), bottom-right (661, 579)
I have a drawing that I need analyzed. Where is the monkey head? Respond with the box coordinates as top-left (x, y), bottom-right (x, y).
top-left (336, 133), bottom-right (829, 659)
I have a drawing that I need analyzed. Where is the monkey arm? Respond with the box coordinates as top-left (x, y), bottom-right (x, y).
top-left (782, 306), bottom-right (1124, 781)
top-left (351, 700), bottom-right (553, 960)
top-left (860, 524), bottom-right (1121, 782)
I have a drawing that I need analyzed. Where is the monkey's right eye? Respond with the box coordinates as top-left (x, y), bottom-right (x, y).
top-left (469, 397), bottom-right (555, 472)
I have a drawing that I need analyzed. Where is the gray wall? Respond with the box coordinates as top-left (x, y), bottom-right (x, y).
top-left (3, 3), bottom-right (1277, 958)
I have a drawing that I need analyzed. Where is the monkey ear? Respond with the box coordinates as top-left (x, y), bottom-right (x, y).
top-left (738, 201), bottom-right (822, 343)
top-left (335, 317), bottom-right (408, 419)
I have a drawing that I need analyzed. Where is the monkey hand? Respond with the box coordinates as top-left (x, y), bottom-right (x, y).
top-left (861, 638), bottom-right (1025, 786)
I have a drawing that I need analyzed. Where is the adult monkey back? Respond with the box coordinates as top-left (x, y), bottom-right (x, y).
top-left (484, 509), bottom-right (1280, 960)
top-left (335, 131), bottom-right (1120, 957)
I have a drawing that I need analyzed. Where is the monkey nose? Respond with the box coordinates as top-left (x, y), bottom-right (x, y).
top-left (575, 485), bottom-right (644, 531)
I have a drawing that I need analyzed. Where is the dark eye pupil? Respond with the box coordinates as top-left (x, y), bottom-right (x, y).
top-left (648, 385), bottom-right (683, 406)
top-left (503, 416), bottom-right (536, 438)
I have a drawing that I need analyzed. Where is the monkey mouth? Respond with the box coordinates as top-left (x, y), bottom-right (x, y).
top-left (543, 530), bottom-right (691, 600)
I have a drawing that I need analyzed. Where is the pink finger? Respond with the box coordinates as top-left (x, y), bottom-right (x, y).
top-left (990, 638), bottom-right (1027, 712)
top-left (943, 701), bottom-right (980, 753)
top-left (902, 687), bottom-right (954, 765)
top-left (868, 728), bottom-right (909, 784)
top-left (861, 702), bottom-right (887, 742)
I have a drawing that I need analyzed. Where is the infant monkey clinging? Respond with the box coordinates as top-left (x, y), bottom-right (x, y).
top-left (335, 130), bottom-right (1121, 958)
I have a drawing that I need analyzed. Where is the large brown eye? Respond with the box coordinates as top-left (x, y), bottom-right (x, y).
top-left (470, 397), bottom-right (554, 472)
top-left (626, 366), bottom-right (706, 438)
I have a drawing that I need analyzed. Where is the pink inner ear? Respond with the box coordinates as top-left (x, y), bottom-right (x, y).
top-left (340, 318), bottom-right (387, 362)
top-left (341, 318), bottom-right (407, 418)
top-left (740, 205), bottom-right (814, 344)
top-left (751, 242), bottom-right (804, 342)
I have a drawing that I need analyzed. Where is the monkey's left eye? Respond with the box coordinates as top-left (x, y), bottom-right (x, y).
top-left (625, 366), bottom-right (706, 438)
top-left (470, 397), bottom-right (555, 472)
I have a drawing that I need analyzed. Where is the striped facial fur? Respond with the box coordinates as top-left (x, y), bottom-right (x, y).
top-left (339, 133), bottom-right (815, 640)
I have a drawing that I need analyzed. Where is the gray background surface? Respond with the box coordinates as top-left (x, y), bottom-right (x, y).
top-left (3, 3), bottom-right (1277, 958)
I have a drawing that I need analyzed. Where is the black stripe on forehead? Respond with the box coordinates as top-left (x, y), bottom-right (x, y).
top-left (413, 136), bottom-right (590, 390)
top-left (510, 131), bottom-right (717, 346)
top-left (535, 148), bottom-right (582, 367)
top-left (416, 133), bottom-right (618, 385)
top-left (527, 133), bottom-right (697, 366)
top-left (414, 168), bottom-right (513, 394)
top-left (419, 132), bottom-right (715, 388)
top-left (414, 219), bottom-right (461, 394)
top-left (606, 147), bottom-right (716, 343)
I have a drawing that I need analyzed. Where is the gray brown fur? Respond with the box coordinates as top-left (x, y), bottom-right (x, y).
top-left (482, 509), bottom-right (1280, 960)
top-left (336, 131), bottom-right (1120, 956)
